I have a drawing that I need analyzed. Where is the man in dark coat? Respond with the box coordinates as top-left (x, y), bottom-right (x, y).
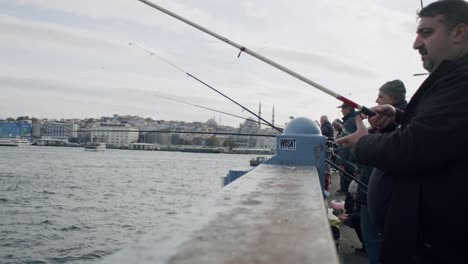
top-left (335, 103), bottom-right (358, 195)
top-left (320, 115), bottom-right (334, 191)
top-left (360, 80), bottom-right (408, 264)
top-left (320, 115), bottom-right (334, 140)
top-left (366, 80), bottom-right (408, 234)
top-left (336, 1), bottom-right (468, 263)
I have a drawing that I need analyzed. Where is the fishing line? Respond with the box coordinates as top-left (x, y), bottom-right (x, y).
top-left (325, 146), bottom-right (368, 192)
top-left (326, 160), bottom-right (368, 194)
top-left (327, 150), bottom-right (358, 171)
top-left (129, 42), bottom-right (283, 133)
top-left (137, 0), bottom-right (376, 117)
top-left (154, 93), bottom-right (283, 129)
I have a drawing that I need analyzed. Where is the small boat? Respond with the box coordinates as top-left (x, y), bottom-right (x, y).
top-left (250, 156), bottom-right (268, 166)
top-left (0, 138), bottom-right (31, 147)
top-left (84, 142), bottom-right (106, 152)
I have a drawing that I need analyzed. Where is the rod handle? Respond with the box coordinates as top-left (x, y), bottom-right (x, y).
top-left (360, 106), bottom-right (376, 117)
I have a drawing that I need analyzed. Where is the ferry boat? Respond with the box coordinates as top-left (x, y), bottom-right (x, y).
top-left (249, 156), bottom-right (268, 166)
top-left (84, 142), bottom-right (106, 152)
top-left (0, 138), bottom-right (31, 147)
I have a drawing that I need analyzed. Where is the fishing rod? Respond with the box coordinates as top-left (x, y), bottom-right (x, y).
top-left (325, 159), bottom-right (368, 194)
top-left (80, 129), bottom-right (276, 137)
top-left (129, 42), bottom-right (283, 133)
top-left (153, 93), bottom-right (283, 129)
top-left (137, 0), bottom-right (376, 117)
top-left (324, 147), bottom-right (368, 191)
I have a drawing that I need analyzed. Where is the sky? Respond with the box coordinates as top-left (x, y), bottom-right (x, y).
top-left (0, 0), bottom-right (436, 127)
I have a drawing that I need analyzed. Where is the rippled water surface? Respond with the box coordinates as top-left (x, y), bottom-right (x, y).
top-left (0, 146), bottom-right (253, 263)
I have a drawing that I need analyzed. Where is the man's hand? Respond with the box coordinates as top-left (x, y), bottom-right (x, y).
top-left (338, 214), bottom-right (349, 224)
top-left (368, 104), bottom-right (396, 129)
top-left (335, 115), bottom-right (368, 148)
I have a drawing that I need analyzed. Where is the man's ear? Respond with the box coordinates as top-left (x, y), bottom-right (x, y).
top-left (451, 23), bottom-right (468, 44)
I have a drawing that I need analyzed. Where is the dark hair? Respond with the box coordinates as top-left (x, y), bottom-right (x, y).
top-left (342, 105), bottom-right (355, 112)
top-left (418, 0), bottom-right (468, 30)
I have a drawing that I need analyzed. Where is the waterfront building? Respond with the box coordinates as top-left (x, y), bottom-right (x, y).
top-left (236, 118), bottom-right (259, 148)
top-left (40, 121), bottom-right (78, 140)
top-left (0, 121), bottom-right (32, 138)
top-left (89, 123), bottom-right (138, 148)
top-left (145, 132), bottom-right (172, 145)
top-left (255, 127), bottom-right (277, 150)
top-left (32, 121), bottom-right (41, 138)
top-left (255, 136), bottom-right (276, 150)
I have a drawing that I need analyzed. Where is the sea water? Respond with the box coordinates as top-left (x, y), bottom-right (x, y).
top-left (0, 146), bottom-right (252, 263)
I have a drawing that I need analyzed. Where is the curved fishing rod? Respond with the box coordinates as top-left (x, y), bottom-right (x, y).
top-left (137, 0), bottom-right (376, 117)
top-left (153, 93), bottom-right (283, 129)
top-left (80, 129), bottom-right (276, 137)
top-left (129, 42), bottom-right (283, 133)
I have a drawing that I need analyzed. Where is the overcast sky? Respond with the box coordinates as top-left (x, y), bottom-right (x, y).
top-left (0, 0), bottom-right (435, 127)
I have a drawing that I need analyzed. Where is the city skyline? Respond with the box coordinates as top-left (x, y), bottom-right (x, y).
top-left (1, 0), bottom-right (432, 126)
top-left (0, 112), bottom-right (276, 128)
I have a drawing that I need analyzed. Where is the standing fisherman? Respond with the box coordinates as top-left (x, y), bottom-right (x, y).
top-left (320, 115), bottom-right (335, 140)
top-left (320, 115), bottom-right (334, 191)
top-left (335, 103), bottom-right (358, 196)
top-left (336, 1), bottom-right (468, 263)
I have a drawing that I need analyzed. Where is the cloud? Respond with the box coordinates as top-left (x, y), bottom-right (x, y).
top-left (0, 14), bottom-right (129, 63)
top-left (1, 0), bottom-right (216, 33)
top-left (255, 46), bottom-right (378, 78)
top-left (0, 0), bottom-right (429, 126)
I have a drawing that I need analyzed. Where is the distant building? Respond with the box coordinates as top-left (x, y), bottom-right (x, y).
top-left (32, 121), bottom-right (41, 138)
top-left (77, 125), bottom-right (91, 143)
top-left (171, 134), bottom-right (181, 145)
top-left (255, 136), bottom-right (276, 150)
top-left (206, 118), bottom-right (218, 128)
top-left (145, 132), bottom-right (172, 145)
top-left (236, 118), bottom-right (259, 148)
top-left (89, 123), bottom-right (138, 148)
top-left (41, 121), bottom-right (78, 140)
top-left (0, 121), bottom-right (32, 138)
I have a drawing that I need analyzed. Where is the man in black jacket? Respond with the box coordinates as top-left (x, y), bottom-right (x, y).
top-left (335, 103), bottom-right (358, 196)
top-left (320, 115), bottom-right (334, 140)
top-left (336, 1), bottom-right (468, 263)
top-left (360, 80), bottom-right (408, 264)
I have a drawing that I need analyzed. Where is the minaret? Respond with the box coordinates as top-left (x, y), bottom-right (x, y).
top-left (272, 105), bottom-right (275, 127)
top-left (258, 101), bottom-right (262, 129)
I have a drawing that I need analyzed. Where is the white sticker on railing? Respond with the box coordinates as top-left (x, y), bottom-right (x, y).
top-left (280, 138), bottom-right (296, 150)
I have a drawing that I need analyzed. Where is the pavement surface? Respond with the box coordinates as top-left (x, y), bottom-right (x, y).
top-left (327, 170), bottom-right (368, 264)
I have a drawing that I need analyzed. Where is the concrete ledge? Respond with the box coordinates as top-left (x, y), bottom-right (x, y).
top-left (103, 164), bottom-right (339, 264)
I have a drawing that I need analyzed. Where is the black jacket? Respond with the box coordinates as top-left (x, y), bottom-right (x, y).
top-left (354, 55), bottom-right (468, 264)
top-left (337, 111), bottom-right (358, 171)
top-left (365, 100), bottom-right (407, 229)
top-left (321, 121), bottom-right (334, 140)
